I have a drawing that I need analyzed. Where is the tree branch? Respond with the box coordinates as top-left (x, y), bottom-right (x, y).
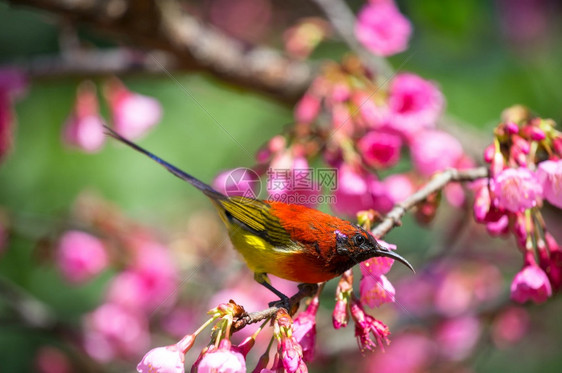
top-left (372, 166), bottom-right (489, 238)
top-left (232, 283), bottom-right (318, 332)
top-left (8, 0), bottom-right (313, 101)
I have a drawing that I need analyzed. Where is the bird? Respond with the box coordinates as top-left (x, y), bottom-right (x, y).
top-left (105, 127), bottom-right (414, 302)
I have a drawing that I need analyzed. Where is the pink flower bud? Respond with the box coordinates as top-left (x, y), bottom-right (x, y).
top-left (473, 183), bottom-right (491, 222)
top-left (505, 122), bottom-right (519, 134)
top-left (486, 215), bottom-right (509, 236)
top-left (332, 298), bottom-right (349, 329)
top-left (355, 1), bottom-right (412, 56)
top-left (137, 344), bottom-right (185, 373)
top-left (536, 159), bottom-right (562, 208)
top-left (484, 144), bottom-right (495, 163)
top-left (330, 83), bottom-right (351, 103)
top-left (56, 230), bottom-right (108, 284)
top-left (530, 126), bottom-right (546, 141)
top-left (510, 254), bottom-right (553, 304)
top-left (105, 78), bottom-right (162, 139)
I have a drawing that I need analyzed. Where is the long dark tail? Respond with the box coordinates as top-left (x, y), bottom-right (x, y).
top-left (104, 126), bottom-right (226, 201)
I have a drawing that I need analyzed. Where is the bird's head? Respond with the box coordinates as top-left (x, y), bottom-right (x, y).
top-left (330, 224), bottom-right (414, 274)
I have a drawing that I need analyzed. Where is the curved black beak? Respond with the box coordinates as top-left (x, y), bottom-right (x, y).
top-left (375, 244), bottom-right (415, 273)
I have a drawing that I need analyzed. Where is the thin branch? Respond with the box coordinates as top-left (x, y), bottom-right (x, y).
top-left (232, 283), bottom-right (318, 331)
top-left (372, 166), bottom-right (489, 238)
top-left (8, 0), bottom-right (313, 101)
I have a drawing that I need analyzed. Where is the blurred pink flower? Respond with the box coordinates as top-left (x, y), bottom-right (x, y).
top-left (355, 1), bottom-right (412, 56)
top-left (294, 93), bottom-right (321, 124)
top-left (34, 346), bottom-right (71, 373)
top-left (332, 298), bottom-right (349, 329)
top-left (536, 159), bottom-right (562, 208)
top-left (490, 167), bottom-right (543, 212)
top-left (56, 230), bottom-right (108, 284)
top-left (364, 333), bottom-right (434, 373)
top-left (292, 296), bottom-right (319, 361)
top-left (435, 316), bottom-right (481, 361)
top-left (160, 307), bottom-right (197, 339)
top-left (83, 303), bottom-right (150, 362)
top-left (486, 214), bottom-right (509, 236)
top-left (511, 254), bottom-right (552, 304)
top-left (358, 130), bottom-right (402, 169)
top-left (105, 78), bottom-right (161, 139)
top-left (331, 164), bottom-right (376, 216)
top-left (410, 130), bottom-right (464, 177)
top-left (63, 81), bottom-right (106, 153)
top-left (383, 173), bottom-right (414, 204)
top-left (213, 167), bottom-right (260, 199)
top-left (386, 74), bottom-right (444, 137)
top-left (137, 344), bottom-right (185, 373)
top-left (492, 306), bottom-right (530, 348)
top-left (107, 242), bottom-right (177, 312)
top-left (444, 182), bottom-right (466, 207)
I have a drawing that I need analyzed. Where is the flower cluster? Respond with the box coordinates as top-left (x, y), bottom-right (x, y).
top-left (63, 78), bottom-right (161, 152)
top-left (474, 106), bottom-right (562, 303)
top-left (277, 57), bottom-right (469, 217)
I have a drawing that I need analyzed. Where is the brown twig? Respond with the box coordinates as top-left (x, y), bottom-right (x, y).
top-left (232, 283), bottom-right (319, 332)
top-left (372, 167), bottom-right (489, 238)
top-left (8, 0), bottom-right (313, 101)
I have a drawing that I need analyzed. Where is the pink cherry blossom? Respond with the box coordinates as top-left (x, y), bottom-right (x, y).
top-left (410, 130), bottom-right (464, 177)
top-left (355, 1), bottom-right (412, 56)
top-left (510, 256), bottom-right (553, 304)
top-left (137, 344), bottom-right (185, 373)
top-left (386, 74), bottom-right (444, 137)
top-left (56, 230), bottom-right (108, 284)
top-left (63, 81), bottom-right (106, 153)
top-left (361, 240), bottom-right (397, 276)
top-left (490, 167), bottom-right (543, 212)
top-left (352, 91), bottom-right (384, 128)
top-left (350, 298), bottom-right (390, 352)
top-left (360, 274), bottom-right (395, 308)
top-left (278, 337), bottom-right (307, 373)
top-left (198, 340), bottom-right (246, 373)
top-left (358, 130), bottom-right (402, 169)
top-left (105, 78), bottom-right (162, 139)
top-left (536, 159), bottom-right (562, 208)
top-left (83, 303), bottom-right (150, 362)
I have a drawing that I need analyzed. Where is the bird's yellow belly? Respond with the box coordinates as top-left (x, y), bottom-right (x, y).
top-left (228, 228), bottom-right (332, 283)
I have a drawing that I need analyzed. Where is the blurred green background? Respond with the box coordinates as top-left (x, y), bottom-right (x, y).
top-left (1, 0), bottom-right (562, 372)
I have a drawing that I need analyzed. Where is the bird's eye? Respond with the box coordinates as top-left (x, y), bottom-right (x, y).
top-left (353, 234), bottom-right (366, 246)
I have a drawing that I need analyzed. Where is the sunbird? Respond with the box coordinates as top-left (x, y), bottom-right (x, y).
top-left (106, 128), bottom-right (413, 302)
